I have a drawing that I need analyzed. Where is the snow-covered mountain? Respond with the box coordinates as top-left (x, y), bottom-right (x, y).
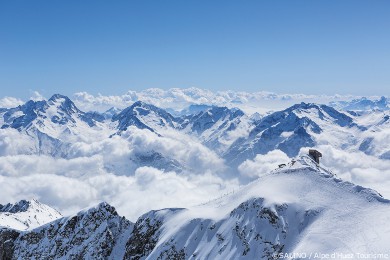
top-left (1, 155), bottom-right (389, 259)
top-left (0, 202), bottom-right (132, 259)
top-left (1, 94), bottom-right (388, 173)
top-left (330, 96), bottom-right (389, 111)
top-left (1, 94), bottom-right (104, 132)
top-left (113, 101), bottom-right (179, 134)
top-left (224, 102), bottom-right (363, 166)
top-left (0, 94), bottom-right (107, 157)
top-left (134, 156), bottom-right (390, 259)
top-left (351, 110), bottom-right (390, 159)
top-left (179, 106), bottom-right (247, 152)
top-left (0, 199), bottom-right (62, 231)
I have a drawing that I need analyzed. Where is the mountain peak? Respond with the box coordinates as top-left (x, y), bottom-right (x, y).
top-left (0, 199), bottom-right (62, 230)
top-left (48, 94), bottom-right (78, 107)
top-left (78, 201), bottom-right (118, 217)
top-left (131, 100), bottom-right (146, 107)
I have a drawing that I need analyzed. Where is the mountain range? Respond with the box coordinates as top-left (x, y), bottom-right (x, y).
top-left (1, 94), bottom-right (389, 258)
top-left (0, 94), bottom-right (388, 170)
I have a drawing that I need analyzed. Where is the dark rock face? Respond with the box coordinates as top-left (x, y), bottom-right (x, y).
top-left (0, 229), bottom-right (20, 260)
top-left (120, 198), bottom-right (321, 260)
top-left (7, 202), bottom-right (133, 259)
top-left (124, 212), bottom-right (163, 259)
top-left (0, 200), bottom-right (32, 213)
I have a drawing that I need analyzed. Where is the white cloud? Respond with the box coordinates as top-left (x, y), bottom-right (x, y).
top-left (30, 91), bottom-right (45, 101)
top-left (72, 87), bottom-right (363, 114)
top-left (0, 125), bottom-right (238, 221)
top-left (238, 150), bottom-right (290, 179)
top-left (0, 97), bottom-right (24, 108)
top-left (302, 145), bottom-right (390, 198)
top-left (0, 155), bottom-right (239, 221)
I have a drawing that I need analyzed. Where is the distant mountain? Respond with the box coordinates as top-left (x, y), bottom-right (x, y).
top-left (352, 110), bottom-right (390, 160)
top-left (102, 107), bottom-right (122, 119)
top-left (0, 94), bottom-right (107, 157)
top-left (1, 94), bottom-right (104, 131)
top-left (2, 156), bottom-right (389, 258)
top-left (180, 104), bottom-right (214, 116)
top-left (330, 96), bottom-right (389, 111)
top-left (0, 199), bottom-right (62, 231)
top-left (0, 95), bottom-right (388, 174)
top-left (112, 101), bottom-right (178, 134)
top-left (224, 102), bottom-right (360, 166)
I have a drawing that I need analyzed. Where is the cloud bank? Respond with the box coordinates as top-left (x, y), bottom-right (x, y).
top-left (71, 88), bottom-right (367, 114)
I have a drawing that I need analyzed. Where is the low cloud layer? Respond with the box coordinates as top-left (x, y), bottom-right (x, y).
top-left (0, 157), bottom-right (238, 221)
top-left (238, 150), bottom-right (290, 179)
top-left (314, 145), bottom-right (390, 198)
top-left (1, 136), bottom-right (390, 221)
top-left (0, 126), bottom-right (236, 221)
top-left (0, 97), bottom-right (24, 108)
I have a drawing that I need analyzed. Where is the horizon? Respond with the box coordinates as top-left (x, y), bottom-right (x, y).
top-left (0, 87), bottom-right (388, 115)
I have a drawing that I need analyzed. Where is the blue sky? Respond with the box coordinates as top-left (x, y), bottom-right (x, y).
top-left (0, 0), bottom-right (389, 99)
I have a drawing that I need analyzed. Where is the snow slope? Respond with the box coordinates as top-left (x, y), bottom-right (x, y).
top-left (0, 199), bottom-right (62, 231)
top-left (131, 155), bottom-right (390, 259)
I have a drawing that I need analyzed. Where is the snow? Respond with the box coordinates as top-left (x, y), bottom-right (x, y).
top-left (0, 93), bottom-right (389, 258)
top-left (0, 199), bottom-right (62, 231)
top-left (145, 155), bottom-right (390, 258)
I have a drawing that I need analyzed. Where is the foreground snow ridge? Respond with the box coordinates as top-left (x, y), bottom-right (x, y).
top-left (1, 156), bottom-right (389, 259)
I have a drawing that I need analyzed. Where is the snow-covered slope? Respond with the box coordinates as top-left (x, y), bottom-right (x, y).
top-left (0, 199), bottom-right (62, 231)
top-left (2, 156), bottom-right (389, 259)
top-left (0, 94), bottom-right (108, 156)
top-left (124, 155), bottom-right (390, 259)
top-left (113, 101), bottom-right (178, 134)
top-left (179, 106), bottom-right (248, 152)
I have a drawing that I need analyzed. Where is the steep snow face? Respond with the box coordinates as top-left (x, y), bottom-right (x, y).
top-left (11, 202), bottom-right (133, 260)
top-left (224, 103), bottom-right (361, 166)
top-left (180, 106), bottom-right (248, 152)
top-left (1, 94), bottom-right (104, 132)
top-left (0, 199), bottom-right (62, 231)
top-left (123, 156), bottom-right (390, 259)
top-left (113, 101), bottom-right (178, 134)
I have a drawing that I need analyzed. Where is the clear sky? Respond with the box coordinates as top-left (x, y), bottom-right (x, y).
top-left (0, 0), bottom-right (389, 99)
